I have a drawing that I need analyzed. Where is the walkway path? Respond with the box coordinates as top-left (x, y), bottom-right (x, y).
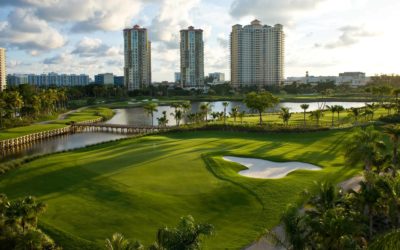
top-left (36, 106), bottom-right (88, 124)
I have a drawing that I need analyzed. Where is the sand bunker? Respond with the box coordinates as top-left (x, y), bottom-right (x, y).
top-left (223, 156), bottom-right (321, 179)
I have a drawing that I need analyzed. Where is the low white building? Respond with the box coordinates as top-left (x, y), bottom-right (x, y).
top-left (337, 72), bottom-right (369, 87)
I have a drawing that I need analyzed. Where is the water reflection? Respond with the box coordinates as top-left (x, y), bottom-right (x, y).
top-left (1, 132), bottom-right (128, 162)
top-left (108, 101), bottom-right (368, 127)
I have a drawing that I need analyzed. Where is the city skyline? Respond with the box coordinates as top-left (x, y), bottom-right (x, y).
top-left (0, 0), bottom-right (399, 82)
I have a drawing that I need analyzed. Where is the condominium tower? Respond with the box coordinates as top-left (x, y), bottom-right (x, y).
top-left (123, 25), bottom-right (151, 91)
top-left (180, 26), bottom-right (204, 87)
top-left (231, 20), bottom-right (284, 86)
top-left (0, 48), bottom-right (6, 91)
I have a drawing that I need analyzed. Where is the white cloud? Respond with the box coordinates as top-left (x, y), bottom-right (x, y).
top-left (0, 8), bottom-right (65, 53)
top-left (72, 37), bottom-right (120, 57)
top-left (230, 0), bottom-right (326, 26)
top-left (324, 25), bottom-right (378, 49)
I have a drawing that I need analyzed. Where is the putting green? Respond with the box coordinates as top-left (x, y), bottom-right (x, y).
top-left (0, 130), bottom-right (359, 249)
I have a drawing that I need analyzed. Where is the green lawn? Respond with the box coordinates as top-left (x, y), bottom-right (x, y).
top-left (227, 107), bottom-right (389, 127)
top-left (0, 129), bottom-right (360, 249)
top-left (0, 107), bottom-right (113, 140)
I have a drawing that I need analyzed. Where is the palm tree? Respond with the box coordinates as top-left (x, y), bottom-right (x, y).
top-left (336, 105), bottom-right (345, 124)
top-left (366, 103), bottom-right (378, 120)
top-left (238, 111), bottom-right (245, 124)
top-left (150, 215), bottom-right (213, 250)
top-left (345, 126), bottom-right (386, 172)
top-left (369, 229), bottom-right (400, 250)
top-left (351, 107), bottom-right (360, 124)
top-left (279, 107), bottom-right (291, 126)
top-left (230, 106), bottom-right (239, 123)
top-left (222, 101), bottom-right (229, 124)
top-left (105, 233), bottom-right (143, 250)
top-left (383, 124), bottom-right (400, 167)
top-left (0, 97), bottom-right (6, 128)
top-left (327, 105), bottom-right (337, 126)
top-left (144, 102), bottom-right (158, 126)
top-left (199, 102), bottom-right (212, 122)
top-left (310, 109), bottom-right (324, 126)
top-left (171, 109), bottom-right (183, 126)
top-left (300, 104), bottom-right (309, 126)
top-left (7, 91), bottom-right (24, 118)
top-left (157, 111), bottom-right (168, 127)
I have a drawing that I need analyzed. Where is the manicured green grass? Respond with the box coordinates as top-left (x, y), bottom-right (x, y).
top-left (227, 107), bottom-right (389, 127)
top-left (0, 107), bottom-right (113, 140)
top-left (0, 129), bottom-right (359, 249)
top-left (0, 124), bottom-right (67, 140)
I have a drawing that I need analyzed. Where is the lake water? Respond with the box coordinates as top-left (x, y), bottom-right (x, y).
top-left (1, 101), bottom-right (368, 162)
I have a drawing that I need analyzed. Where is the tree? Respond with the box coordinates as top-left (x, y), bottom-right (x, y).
top-left (279, 107), bottom-right (291, 126)
top-left (7, 91), bottom-right (24, 118)
top-left (383, 125), bottom-right (400, 167)
top-left (230, 106), bottom-right (239, 123)
top-left (238, 111), bottom-right (245, 124)
top-left (244, 91), bottom-right (279, 125)
top-left (157, 111), bottom-right (168, 127)
top-left (336, 105), bottom-right (345, 124)
top-left (150, 215), bottom-right (213, 250)
top-left (144, 103), bottom-right (158, 126)
top-left (105, 233), bottom-right (143, 250)
top-left (222, 101), bottom-right (229, 124)
top-left (310, 110), bottom-right (324, 126)
top-left (300, 104), bottom-right (309, 126)
top-left (345, 126), bottom-right (386, 172)
top-left (366, 103), bottom-right (378, 120)
top-left (327, 105), bottom-right (337, 126)
top-left (199, 102), bottom-right (212, 122)
top-left (0, 194), bottom-right (58, 250)
top-left (0, 97), bottom-right (5, 128)
top-left (351, 107), bottom-right (361, 124)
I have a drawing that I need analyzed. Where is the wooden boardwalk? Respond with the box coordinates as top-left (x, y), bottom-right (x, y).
top-left (71, 123), bottom-right (173, 134)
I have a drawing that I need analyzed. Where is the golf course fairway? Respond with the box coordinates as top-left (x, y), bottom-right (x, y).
top-left (0, 130), bottom-right (359, 249)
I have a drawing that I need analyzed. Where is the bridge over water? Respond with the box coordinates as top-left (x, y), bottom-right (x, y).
top-left (71, 123), bottom-right (173, 134)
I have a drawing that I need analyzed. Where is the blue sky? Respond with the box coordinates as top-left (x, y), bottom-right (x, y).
top-left (0, 0), bottom-right (399, 81)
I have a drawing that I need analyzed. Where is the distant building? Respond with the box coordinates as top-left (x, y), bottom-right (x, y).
top-left (285, 75), bottom-right (337, 85)
top-left (231, 20), bottom-right (284, 86)
top-left (285, 71), bottom-right (369, 87)
top-left (174, 72), bottom-right (181, 83)
top-left (20, 73), bottom-right (89, 86)
top-left (124, 25), bottom-right (152, 91)
top-left (338, 72), bottom-right (368, 87)
top-left (7, 74), bottom-right (29, 86)
top-left (208, 72), bottom-right (225, 83)
top-left (180, 26), bottom-right (204, 88)
top-left (114, 76), bottom-right (124, 86)
top-left (0, 48), bottom-right (6, 91)
top-left (95, 73), bottom-right (114, 85)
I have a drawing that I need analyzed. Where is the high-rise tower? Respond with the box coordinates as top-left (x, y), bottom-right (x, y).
top-left (0, 48), bottom-right (6, 91)
top-left (180, 26), bottom-right (204, 88)
top-left (231, 20), bottom-right (284, 87)
top-left (123, 25), bottom-right (151, 91)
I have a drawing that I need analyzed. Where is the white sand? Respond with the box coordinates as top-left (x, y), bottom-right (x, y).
top-left (223, 156), bottom-right (321, 179)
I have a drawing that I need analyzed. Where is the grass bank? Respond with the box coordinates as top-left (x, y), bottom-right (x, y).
top-left (0, 129), bottom-right (359, 249)
top-left (0, 107), bottom-right (113, 140)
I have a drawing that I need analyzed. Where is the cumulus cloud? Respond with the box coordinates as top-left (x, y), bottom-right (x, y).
top-left (149, 0), bottom-right (200, 48)
top-left (230, 0), bottom-right (326, 26)
top-left (72, 37), bottom-right (120, 57)
top-left (0, 8), bottom-right (65, 53)
top-left (43, 53), bottom-right (73, 64)
top-left (1, 0), bottom-right (143, 32)
top-left (324, 25), bottom-right (378, 49)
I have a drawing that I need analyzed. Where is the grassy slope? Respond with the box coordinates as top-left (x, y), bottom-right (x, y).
top-left (0, 107), bottom-right (113, 140)
top-left (0, 130), bottom-right (359, 249)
